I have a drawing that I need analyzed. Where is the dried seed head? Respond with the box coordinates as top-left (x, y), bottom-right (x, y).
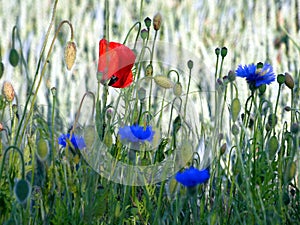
top-left (173, 82), bottom-right (182, 97)
top-left (153, 13), bottom-right (162, 31)
top-left (2, 81), bottom-right (15, 102)
top-left (284, 72), bottom-right (294, 90)
top-left (154, 75), bottom-right (174, 89)
top-left (64, 41), bottom-right (77, 70)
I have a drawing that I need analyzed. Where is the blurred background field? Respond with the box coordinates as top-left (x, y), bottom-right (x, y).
top-left (1, 0), bottom-right (299, 122)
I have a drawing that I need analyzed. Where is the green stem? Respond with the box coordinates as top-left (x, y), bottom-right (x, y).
top-left (153, 181), bottom-right (166, 224)
top-left (0, 146), bottom-right (25, 180)
top-left (123, 21), bottom-right (141, 50)
top-left (184, 65), bottom-right (192, 120)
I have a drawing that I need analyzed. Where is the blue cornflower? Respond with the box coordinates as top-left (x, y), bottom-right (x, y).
top-left (175, 167), bottom-right (210, 187)
top-left (119, 124), bottom-right (155, 143)
top-left (58, 133), bottom-right (86, 150)
top-left (235, 63), bottom-right (275, 88)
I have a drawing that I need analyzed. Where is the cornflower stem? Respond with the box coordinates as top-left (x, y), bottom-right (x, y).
top-left (0, 146), bottom-right (25, 181)
top-left (17, 19), bottom-right (74, 147)
top-left (14, 0), bottom-right (59, 146)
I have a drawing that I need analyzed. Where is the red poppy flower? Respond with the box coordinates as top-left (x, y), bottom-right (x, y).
top-left (97, 38), bottom-right (136, 88)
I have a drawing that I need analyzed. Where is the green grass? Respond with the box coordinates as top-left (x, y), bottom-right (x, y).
top-left (0, 0), bottom-right (299, 224)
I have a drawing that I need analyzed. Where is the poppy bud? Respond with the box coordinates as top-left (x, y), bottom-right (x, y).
top-left (0, 61), bottom-right (4, 79)
top-left (141, 29), bottom-right (148, 40)
top-left (267, 136), bottom-right (279, 159)
top-left (284, 72), bottom-right (294, 89)
top-left (145, 64), bottom-right (153, 77)
top-left (187, 60), bottom-right (193, 70)
top-left (36, 138), bottom-right (49, 161)
top-left (215, 48), bottom-right (220, 56)
top-left (231, 124), bottom-right (239, 135)
top-left (228, 70), bottom-right (236, 82)
top-left (221, 47), bottom-right (227, 58)
top-left (138, 87), bottom-right (147, 101)
top-left (153, 13), bottom-right (162, 31)
top-left (2, 81), bottom-right (15, 102)
top-left (154, 75), bottom-right (174, 89)
top-left (144, 17), bottom-right (151, 29)
top-left (14, 179), bottom-right (31, 204)
top-left (284, 161), bottom-right (296, 184)
top-left (256, 62), bottom-right (263, 69)
top-left (220, 143), bottom-right (226, 155)
top-left (173, 82), bottom-right (182, 97)
top-left (284, 106), bottom-right (291, 112)
top-left (277, 74), bottom-right (285, 85)
top-left (64, 41), bottom-right (77, 70)
top-left (9, 48), bottom-right (19, 67)
top-left (267, 114), bottom-right (278, 128)
top-left (231, 98), bottom-right (241, 122)
top-left (51, 87), bottom-right (57, 97)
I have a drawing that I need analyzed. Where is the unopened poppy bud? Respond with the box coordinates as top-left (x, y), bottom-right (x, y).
top-left (277, 74), bottom-right (285, 85)
top-left (187, 60), bottom-right (193, 70)
top-left (51, 87), bottom-right (57, 97)
top-left (256, 62), bottom-right (263, 69)
top-left (138, 87), bottom-right (147, 101)
top-left (284, 161), bottom-right (296, 184)
top-left (145, 64), bottom-right (153, 77)
top-left (9, 48), bottom-right (19, 67)
top-left (141, 29), bottom-right (148, 40)
top-left (0, 61), bottom-right (4, 79)
top-left (14, 179), bottom-right (31, 204)
top-left (153, 13), bottom-right (162, 31)
top-left (231, 98), bottom-right (241, 122)
top-left (37, 138), bottom-right (49, 161)
top-left (154, 75), bottom-right (174, 89)
top-left (173, 82), bottom-right (182, 97)
top-left (144, 17), bottom-right (151, 29)
top-left (267, 114), bottom-right (278, 128)
top-left (284, 72), bottom-right (294, 89)
top-left (220, 143), bottom-right (226, 155)
top-left (228, 70), bottom-right (236, 82)
top-left (215, 48), bottom-right (220, 56)
top-left (64, 41), bottom-right (77, 70)
top-left (231, 124), bottom-right (239, 135)
top-left (267, 136), bottom-right (279, 159)
top-left (2, 81), bottom-right (15, 102)
top-left (221, 47), bottom-right (227, 58)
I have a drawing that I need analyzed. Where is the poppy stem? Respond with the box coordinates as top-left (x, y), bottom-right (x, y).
top-left (123, 21), bottom-right (141, 50)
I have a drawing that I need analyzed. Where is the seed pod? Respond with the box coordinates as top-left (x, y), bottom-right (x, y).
top-left (173, 82), bottom-right (182, 97)
top-left (144, 17), bottom-right (151, 29)
top-left (187, 60), bottom-right (193, 69)
top-left (221, 47), bottom-right (228, 58)
top-left (14, 179), bottom-right (31, 204)
top-left (220, 143), bottom-right (226, 155)
top-left (277, 74), bottom-right (285, 85)
top-left (231, 98), bottom-right (241, 122)
top-left (2, 81), bottom-right (15, 102)
top-left (64, 41), bottom-right (77, 70)
top-left (9, 49), bottom-right (19, 67)
top-left (153, 13), bottom-right (162, 31)
top-left (154, 75), bottom-right (174, 89)
top-left (284, 161), bottom-right (296, 184)
top-left (138, 87), bottom-right (147, 101)
top-left (231, 124), bottom-right (239, 135)
top-left (284, 72), bottom-right (294, 89)
top-left (140, 29), bottom-right (148, 40)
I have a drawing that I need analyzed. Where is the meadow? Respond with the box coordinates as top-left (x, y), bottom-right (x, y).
top-left (0, 0), bottom-right (299, 224)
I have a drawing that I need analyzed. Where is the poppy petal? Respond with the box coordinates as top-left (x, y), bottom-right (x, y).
top-left (97, 38), bottom-right (136, 88)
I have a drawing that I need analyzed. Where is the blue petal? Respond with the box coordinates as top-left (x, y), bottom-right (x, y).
top-left (175, 167), bottom-right (210, 187)
top-left (119, 125), bottom-right (155, 143)
top-left (58, 133), bottom-right (86, 150)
